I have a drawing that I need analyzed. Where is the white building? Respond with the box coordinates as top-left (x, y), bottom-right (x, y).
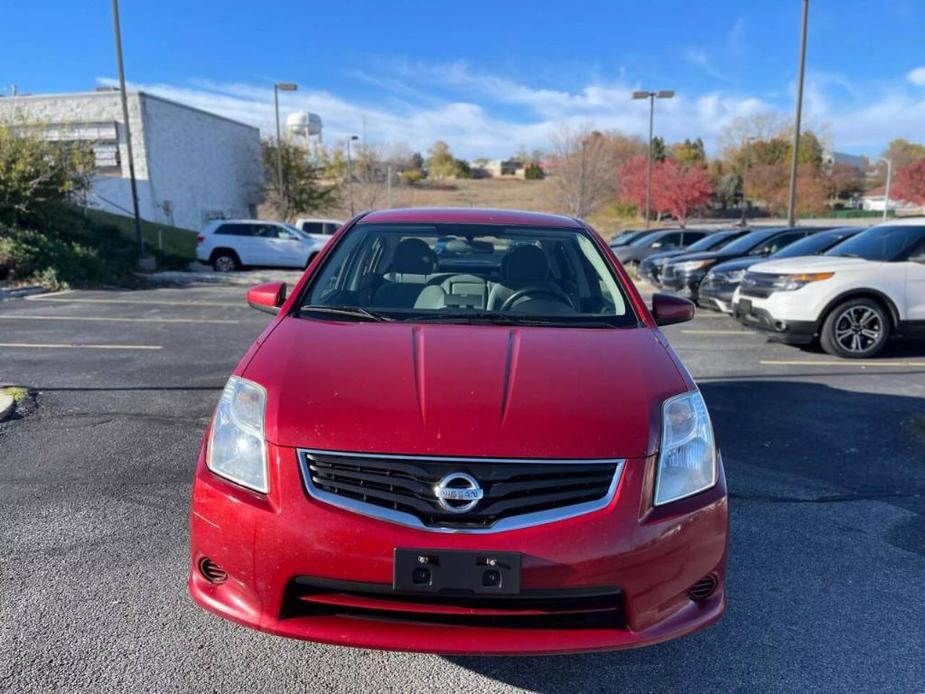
top-left (2, 90), bottom-right (263, 230)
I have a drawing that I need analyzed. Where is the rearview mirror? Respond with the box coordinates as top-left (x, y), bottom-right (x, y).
top-left (247, 282), bottom-right (287, 315)
top-left (651, 293), bottom-right (695, 326)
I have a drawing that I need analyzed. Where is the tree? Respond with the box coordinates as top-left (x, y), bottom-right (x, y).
top-left (654, 159), bottom-right (714, 226)
top-left (426, 140), bottom-right (457, 179)
top-left (352, 144), bottom-right (390, 210)
top-left (828, 163), bottom-right (865, 205)
top-left (524, 163), bottom-right (545, 180)
top-left (882, 138), bottom-right (925, 173)
top-left (549, 126), bottom-right (616, 218)
top-left (650, 136), bottom-right (668, 163)
top-left (671, 138), bottom-right (706, 168)
top-left (453, 158), bottom-right (471, 179)
top-left (892, 160), bottom-right (925, 205)
top-left (0, 123), bottom-right (94, 223)
top-left (261, 138), bottom-right (338, 221)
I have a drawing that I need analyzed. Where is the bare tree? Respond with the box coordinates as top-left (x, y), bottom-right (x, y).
top-left (550, 126), bottom-right (615, 219)
top-left (353, 143), bottom-right (391, 210)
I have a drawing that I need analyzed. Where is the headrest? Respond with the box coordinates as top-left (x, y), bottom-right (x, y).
top-left (390, 238), bottom-right (436, 275)
top-left (502, 244), bottom-right (549, 282)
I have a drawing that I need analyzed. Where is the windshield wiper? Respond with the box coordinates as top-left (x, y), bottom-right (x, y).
top-left (299, 305), bottom-right (393, 322)
top-left (403, 311), bottom-right (616, 328)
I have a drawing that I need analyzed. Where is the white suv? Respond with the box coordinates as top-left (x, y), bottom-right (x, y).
top-left (196, 220), bottom-right (327, 272)
top-left (732, 220), bottom-right (925, 358)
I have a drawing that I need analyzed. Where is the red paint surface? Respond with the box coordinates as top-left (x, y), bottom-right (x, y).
top-left (188, 208), bottom-right (728, 654)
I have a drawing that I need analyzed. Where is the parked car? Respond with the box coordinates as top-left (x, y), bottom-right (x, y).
top-left (189, 208), bottom-right (728, 654)
top-left (294, 217), bottom-right (344, 242)
top-left (196, 219), bottom-right (327, 272)
top-left (733, 220), bottom-right (925, 358)
top-left (699, 227), bottom-right (864, 313)
top-left (660, 226), bottom-right (831, 304)
top-left (639, 229), bottom-right (750, 286)
top-left (609, 228), bottom-right (658, 248)
top-left (612, 228), bottom-right (710, 266)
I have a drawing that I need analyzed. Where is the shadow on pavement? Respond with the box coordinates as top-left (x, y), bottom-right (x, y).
top-left (444, 380), bottom-right (925, 693)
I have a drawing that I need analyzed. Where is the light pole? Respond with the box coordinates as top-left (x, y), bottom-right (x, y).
top-left (110, 0), bottom-right (144, 262)
top-left (273, 82), bottom-right (298, 218)
top-left (740, 136), bottom-right (757, 226)
top-left (579, 138), bottom-right (588, 218)
top-left (346, 135), bottom-right (359, 216)
top-left (880, 158), bottom-right (893, 221)
top-left (786, 0), bottom-right (810, 227)
top-left (633, 90), bottom-right (674, 228)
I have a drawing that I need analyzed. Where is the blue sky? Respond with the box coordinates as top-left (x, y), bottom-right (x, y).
top-left (3, 1), bottom-right (925, 158)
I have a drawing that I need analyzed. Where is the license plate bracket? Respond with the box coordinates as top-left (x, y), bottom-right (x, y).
top-left (393, 548), bottom-right (522, 594)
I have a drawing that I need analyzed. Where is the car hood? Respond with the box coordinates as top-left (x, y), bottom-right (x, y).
top-left (666, 250), bottom-right (740, 265)
top-left (747, 256), bottom-right (878, 274)
top-left (244, 318), bottom-right (689, 459)
top-left (709, 257), bottom-right (758, 274)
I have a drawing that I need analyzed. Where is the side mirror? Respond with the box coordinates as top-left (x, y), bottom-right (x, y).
top-left (651, 293), bottom-right (695, 326)
top-left (247, 282), bottom-right (287, 315)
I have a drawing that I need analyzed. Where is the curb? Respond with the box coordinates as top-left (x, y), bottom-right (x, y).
top-left (0, 393), bottom-right (13, 422)
top-left (0, 285), bottom-right (49, 302)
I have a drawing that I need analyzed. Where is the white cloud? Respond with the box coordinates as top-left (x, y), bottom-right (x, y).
top-left (95, 60), bottom-right (925, 159)
top-left (683, 49), bottom-right (730, 82)
top-left (907, 66), bottom-right (925, 86)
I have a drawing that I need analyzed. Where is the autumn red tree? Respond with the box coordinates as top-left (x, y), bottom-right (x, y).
top-left (616, 155), bottom-right (649, 211)
top-left (892, 160), bottom-right (925, 205)
top-left (653, 159), bottom-right (714, 226)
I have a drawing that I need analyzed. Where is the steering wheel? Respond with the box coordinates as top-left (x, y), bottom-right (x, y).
top-left (500, 285), bottom-right (576, 311)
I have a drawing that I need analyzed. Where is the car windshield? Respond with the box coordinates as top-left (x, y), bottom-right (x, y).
top-left (772, 230), bottom-right (853, 258)
top-left (716, 230), bottom-right (776, 255)
top-left (824, 225), bottom-right (925, 261)
top-left (611, 231), bottom-right (648, 247)
top-left (688, 232), bottom-right (740, 253)
top-left (300, 223), bottom-right (638, 327)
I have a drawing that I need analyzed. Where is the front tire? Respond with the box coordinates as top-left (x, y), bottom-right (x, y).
top-left (820, 298), bottom-right (890, 358)
top-left (211, 251), bottom-right (240, 273)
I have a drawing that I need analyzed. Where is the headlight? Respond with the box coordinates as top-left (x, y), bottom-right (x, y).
top-left (207, 376), bottom-right (268, 493)
top-left (771, 272), bottom-right (834, 292)
top-left (675, 259), bottom-right (714, 273)
top-left (654, 391), bottom-right (717, 506)
top-left (708, 268), bottom-right (745, 283)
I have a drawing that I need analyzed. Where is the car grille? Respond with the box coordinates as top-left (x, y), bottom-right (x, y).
top-left (739, 271), bottom-right (781, 298)
top-left (284, 577), bottom-right (626, 630)
top-left (298, 449), bottom-right (622, 531)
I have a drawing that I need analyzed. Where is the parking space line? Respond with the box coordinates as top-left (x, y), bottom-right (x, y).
top-left (27, 296), bottom-right (243, 308)
top-left (0, 314), bottom-right (239, 325)
top-left (0, 342), bottom-right (162, 350)
top-left (759, 359), bottom-right (925, 367)
top-left (682, 330), bottom-right (754, 335)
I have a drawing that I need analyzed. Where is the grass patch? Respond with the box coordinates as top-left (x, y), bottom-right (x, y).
top-left (84, 208), bottom-right (196, 262)
top-left (0, 386), bottom-right (29, 402)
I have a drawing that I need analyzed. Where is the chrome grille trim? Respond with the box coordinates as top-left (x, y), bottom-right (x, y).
top-left (297, 448), bottom-right (625, 534)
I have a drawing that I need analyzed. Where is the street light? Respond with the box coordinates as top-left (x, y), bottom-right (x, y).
top-left (110, 0), bottom-right (145, 263)
top-left (786, 0), bottom-right (810, 227)
top-left (741, 136), bottom-right (757, 226)
top-left (879, 158), bottom-right (893, 221)
top-left (274, 82), bottom-right (298, 218)
top-left (633, 89), bottom-right (675, 229)
top-left (346, 135), bottom-right (359, 216)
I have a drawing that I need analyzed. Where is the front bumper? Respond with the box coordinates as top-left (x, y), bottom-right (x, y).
top-left (698, 283), bottom-right (737, 313)
top-left (660, 270), bottom-right (707, 300)
top-left (189, 440), bottom-right (728, 655)
top-left (733, 300), bottom-right (817, 345)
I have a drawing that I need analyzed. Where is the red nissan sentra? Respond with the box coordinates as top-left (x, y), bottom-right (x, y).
top-left (188, 208), bottom-right (728, 655)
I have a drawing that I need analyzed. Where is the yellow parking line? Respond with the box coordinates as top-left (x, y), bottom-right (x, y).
top-left (27, 296), bottom-right (242, 308)
top-left (760, 359), bottom-right (925, 367)
top-left (0, 314), bottom-right (238, 325)
top-left (0, 342), bottom-right (162, 350)
top-left (682, 330), bottom-right (754, 335)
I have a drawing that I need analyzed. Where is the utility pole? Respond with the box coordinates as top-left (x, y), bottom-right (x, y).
top-left (346, 135), bottom-right (359, 216)
top-left (578, 139), bottom-right (588, 219)
top-left (740, 136), bottom-right (756, 226)
top-left (881, 158), bottom-right (893, 221)
top-left (111, 0), bottom-right (144, 262)
top-left (786, 0), bottom-right (810, 227)
top-left (633, 90), bottom-right (674, 229)
top-left (273, 82), bottom-right (298, 219)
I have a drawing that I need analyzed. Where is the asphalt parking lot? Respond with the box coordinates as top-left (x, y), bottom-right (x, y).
top-left (1, 277), bottom-right (923, 693)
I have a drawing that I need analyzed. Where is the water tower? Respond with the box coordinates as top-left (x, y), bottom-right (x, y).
top-left (286, 111), bottom-right (322, 145)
